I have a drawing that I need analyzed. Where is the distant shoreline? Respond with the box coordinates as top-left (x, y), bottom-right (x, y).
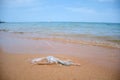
top-left (1, 21), bottom-right (120, 24)
top-left (0, 21), bottom-right (5, 23)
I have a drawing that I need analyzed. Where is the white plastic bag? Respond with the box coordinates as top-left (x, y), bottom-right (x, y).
top-left (31, 56), bottom-right (80, 66)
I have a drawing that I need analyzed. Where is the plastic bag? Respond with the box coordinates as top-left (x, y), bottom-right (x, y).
top-left (31, 56), bottom-right (80, 66)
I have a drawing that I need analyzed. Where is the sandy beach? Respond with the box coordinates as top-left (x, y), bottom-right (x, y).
top-left (1, 0), bottom-right (120, 79)
top-left (0, 32), bottom-right (120, 80)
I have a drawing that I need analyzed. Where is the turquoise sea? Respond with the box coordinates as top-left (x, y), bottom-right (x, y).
top-left (0, 22), bottom-right (120, 48)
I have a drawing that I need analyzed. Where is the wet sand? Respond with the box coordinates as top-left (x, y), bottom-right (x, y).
top-left (0, 32), bottom-right (120, 80)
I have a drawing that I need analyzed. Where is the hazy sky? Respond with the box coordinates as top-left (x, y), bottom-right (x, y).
top-left (0, 0), bottom-right (120, 23)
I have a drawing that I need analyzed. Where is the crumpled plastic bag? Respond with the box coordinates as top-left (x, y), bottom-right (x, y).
top-left (31, 56), bottom-right (80, 66)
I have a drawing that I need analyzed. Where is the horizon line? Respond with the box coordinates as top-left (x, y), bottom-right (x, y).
top-left (2, 21), bottom-right (120, 24)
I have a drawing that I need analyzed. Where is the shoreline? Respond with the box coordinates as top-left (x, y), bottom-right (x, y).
top-left (0, 31), bottom-right (120, 80)
top-left (0, 31), bottom-right (120, 49)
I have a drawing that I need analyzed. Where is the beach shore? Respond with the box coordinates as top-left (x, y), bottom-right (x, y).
top-left (0, 32), bottom-right (120, 80)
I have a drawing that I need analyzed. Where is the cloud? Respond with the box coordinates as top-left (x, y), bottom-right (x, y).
top-left (97, 0), bottom-right (116, 2)
top-left (66, 7), bottom-right (96, 14)
top-left (1, 0), bottom-right (36, 7)
top-left (3, 0), bottom-right (34, 4)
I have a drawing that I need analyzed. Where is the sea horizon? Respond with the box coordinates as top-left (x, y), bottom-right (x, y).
top-left (1, 21), bottom-right (120, 24)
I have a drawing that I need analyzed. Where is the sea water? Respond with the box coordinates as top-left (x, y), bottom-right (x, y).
top-left (0, 22), bottom-right (120, 48)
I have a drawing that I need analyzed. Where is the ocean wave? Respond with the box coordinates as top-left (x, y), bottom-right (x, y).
top-left (26, 37), bottom-right (120, 48)
top-left (0, 31), bottom-right (120, 48)
top-left (0, 29), bottom-right (9, 32)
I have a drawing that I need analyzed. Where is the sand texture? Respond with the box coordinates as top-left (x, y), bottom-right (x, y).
top-left (0, 32), bottom-right (120, 80)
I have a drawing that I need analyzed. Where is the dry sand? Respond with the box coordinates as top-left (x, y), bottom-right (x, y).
top-left (0, 32), bottom-right (120, 80)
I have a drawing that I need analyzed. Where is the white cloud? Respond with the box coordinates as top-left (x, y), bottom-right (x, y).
top-left (1, 0), bottom-right (39, 8)
top-left (2, 0), bottom-right (36, 6)
top-left (3, 0), bottom-right (33, 4)
top-left (66, 7), bottom-right (96, 14)
top-left (97, 0), bottom-right (116, 2)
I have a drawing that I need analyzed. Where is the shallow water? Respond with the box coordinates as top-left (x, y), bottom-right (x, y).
top-left (0, 22), bottom-right (120, 48)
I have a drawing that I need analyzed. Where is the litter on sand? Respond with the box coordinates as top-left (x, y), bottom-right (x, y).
top-left (31, 56), bottom-right (80, 66)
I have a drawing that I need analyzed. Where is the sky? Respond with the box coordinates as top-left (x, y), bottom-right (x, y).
top-left (0, 0), bottom-right (120, 23)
